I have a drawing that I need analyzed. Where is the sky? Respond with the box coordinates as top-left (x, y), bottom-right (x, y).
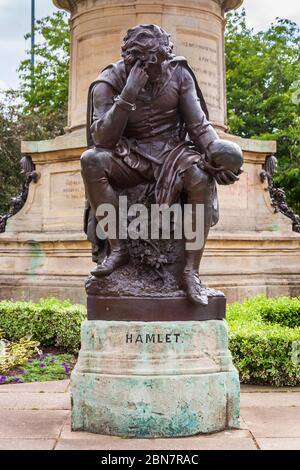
top-left (0, 0), bottom-right (299, 90)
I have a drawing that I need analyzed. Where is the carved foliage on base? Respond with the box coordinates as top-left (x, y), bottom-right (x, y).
top-left (0, 156), bottom-right (40, 233)
top-left (261, 155), bottom-right (300, 233)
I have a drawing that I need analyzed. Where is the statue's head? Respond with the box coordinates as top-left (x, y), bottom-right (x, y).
top-left (121, 24), bottom-right (174, 81)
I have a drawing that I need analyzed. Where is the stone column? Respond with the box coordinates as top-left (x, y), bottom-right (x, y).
top-left (54, 0), bottom-right (242, 132)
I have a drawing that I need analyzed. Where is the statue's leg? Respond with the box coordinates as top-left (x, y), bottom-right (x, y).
top-left (181, 164), bottom-right (215, 305)
top-left (81, 147), bottom-right (146, 276)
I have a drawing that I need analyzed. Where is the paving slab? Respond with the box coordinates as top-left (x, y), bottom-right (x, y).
top-left (0, 410), bottom-right (70, 439)
top-left (257, 438), bottom-right (300, 450)
top-left (241, 392), bottom-right (300, 407)
top-left (241, 407), bottom-right (300, 438)
top-left (0, 439), bottom-right (56, 450)
top-left (0, 392), bottom-right (71, 410)
top-left (56, 430), bottom-right (256, 451)
top-left (0, 380), bottom-right (299, 450)
top-left (0, 380), bottom-right (70, 393)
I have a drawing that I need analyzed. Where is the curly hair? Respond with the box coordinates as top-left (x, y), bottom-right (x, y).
top-left (121, 24), bottom-right (174, 66)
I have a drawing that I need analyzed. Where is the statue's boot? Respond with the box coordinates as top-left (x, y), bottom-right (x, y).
top-left (91, 240), bottom-right (129, 277)
top-left (180, 251), bottom-right (208, 306)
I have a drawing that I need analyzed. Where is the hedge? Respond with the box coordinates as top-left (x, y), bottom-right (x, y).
top-left (0, 298), bottom-right (86, 353)
top-left (227, 296), bottom-right (300, 386)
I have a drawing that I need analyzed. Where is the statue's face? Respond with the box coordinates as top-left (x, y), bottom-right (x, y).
top-left (126, 51), bottom-right (165, 82)
top-left (142, 54), bottom-right (165, 82)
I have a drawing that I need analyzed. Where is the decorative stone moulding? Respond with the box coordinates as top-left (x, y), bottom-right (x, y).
top-left (54, 0), bottom-right (244, 12)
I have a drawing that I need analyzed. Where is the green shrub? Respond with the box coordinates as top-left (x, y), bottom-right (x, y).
top-left (0, 298), bottom-right (86, 353)
top-left (227, 295), bottom-right (300, 386)
top-left (0, 337), bottom-right (40, 374)
top-left (229, 320), bottom-right (300, 386)
top-left (228, 295), bottom-right (300, 328)
top-left (53, 305), bottom-right (87, 352)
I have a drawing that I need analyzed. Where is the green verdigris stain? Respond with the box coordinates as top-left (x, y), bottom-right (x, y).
top-left (28, 241), bottom-right (45, 279)
top-left (272, 223), bottom-right (280, 232)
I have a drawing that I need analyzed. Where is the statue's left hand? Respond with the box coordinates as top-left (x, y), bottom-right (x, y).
top-left (214, 168), bottom-right (241, 185)
top-left (199, 159), bottom-right (242, 185)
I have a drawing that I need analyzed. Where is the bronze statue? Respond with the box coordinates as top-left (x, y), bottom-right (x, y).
top-left (81, 24), bottom-right (243, 306)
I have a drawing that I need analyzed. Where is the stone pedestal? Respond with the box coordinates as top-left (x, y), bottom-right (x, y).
top-left (0, 130), bottom-right (299, 304)
top-left (71, 320), bottom-right (240, 437)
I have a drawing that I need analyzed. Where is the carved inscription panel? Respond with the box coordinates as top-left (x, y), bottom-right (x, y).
top-left (176, 29), bottom-right (225, 127)
top-left (50, 171), bottom-right (85, 211)
top-left (176, 30), bottom-right (222, 112)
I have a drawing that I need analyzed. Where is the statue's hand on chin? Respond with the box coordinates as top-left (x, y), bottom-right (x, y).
top-left (123, 60), bottom-right (149, 101)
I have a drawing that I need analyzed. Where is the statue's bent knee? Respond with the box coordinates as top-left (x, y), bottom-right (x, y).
top-left (81, 149), bottom-right (95, 168)
top-left (185, 165), bottom-right (212, 191)
top-left (81, 148), bottom-right (113, 174)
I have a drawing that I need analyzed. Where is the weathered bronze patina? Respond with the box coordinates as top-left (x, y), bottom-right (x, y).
top-left (81, 24), bottom-right (243, 309)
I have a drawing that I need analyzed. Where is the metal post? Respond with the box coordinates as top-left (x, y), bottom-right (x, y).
top-left (31, 0), bottom-right (35, 89)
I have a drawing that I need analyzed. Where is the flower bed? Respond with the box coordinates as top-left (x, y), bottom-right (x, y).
top-left (0, 351), bottom-right (75, 385)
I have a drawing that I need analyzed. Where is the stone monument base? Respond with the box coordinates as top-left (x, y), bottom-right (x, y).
top-left (2, 130), bottom-right (300, 305)
top-left (71, 319), bottom-right (240, 437)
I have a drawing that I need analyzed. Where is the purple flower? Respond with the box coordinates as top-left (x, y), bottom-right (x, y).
top-left (39, 363), bottom-right (46, 368)
top-left (27, 359), bottom-right (33, 363)
top-left (35, 354), bottom-right (41, 359)
top-left (49, 358), bottom-right (56, 364)
top-left (19, 370), bottom-right (26, 375)
top-left (43, 353), bottom-right (49, 357)
top-left (61, 362), bottom-right (66, 366)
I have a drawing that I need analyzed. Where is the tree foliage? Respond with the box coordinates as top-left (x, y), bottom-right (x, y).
top-left (0, 12), bottom-right (69, 215)
top-left (19, 11), bottom-right (70, 125)
top-left (225, 10), bottom-right (300, 213)
top-left (0, 93), bottom-right (24, 214)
